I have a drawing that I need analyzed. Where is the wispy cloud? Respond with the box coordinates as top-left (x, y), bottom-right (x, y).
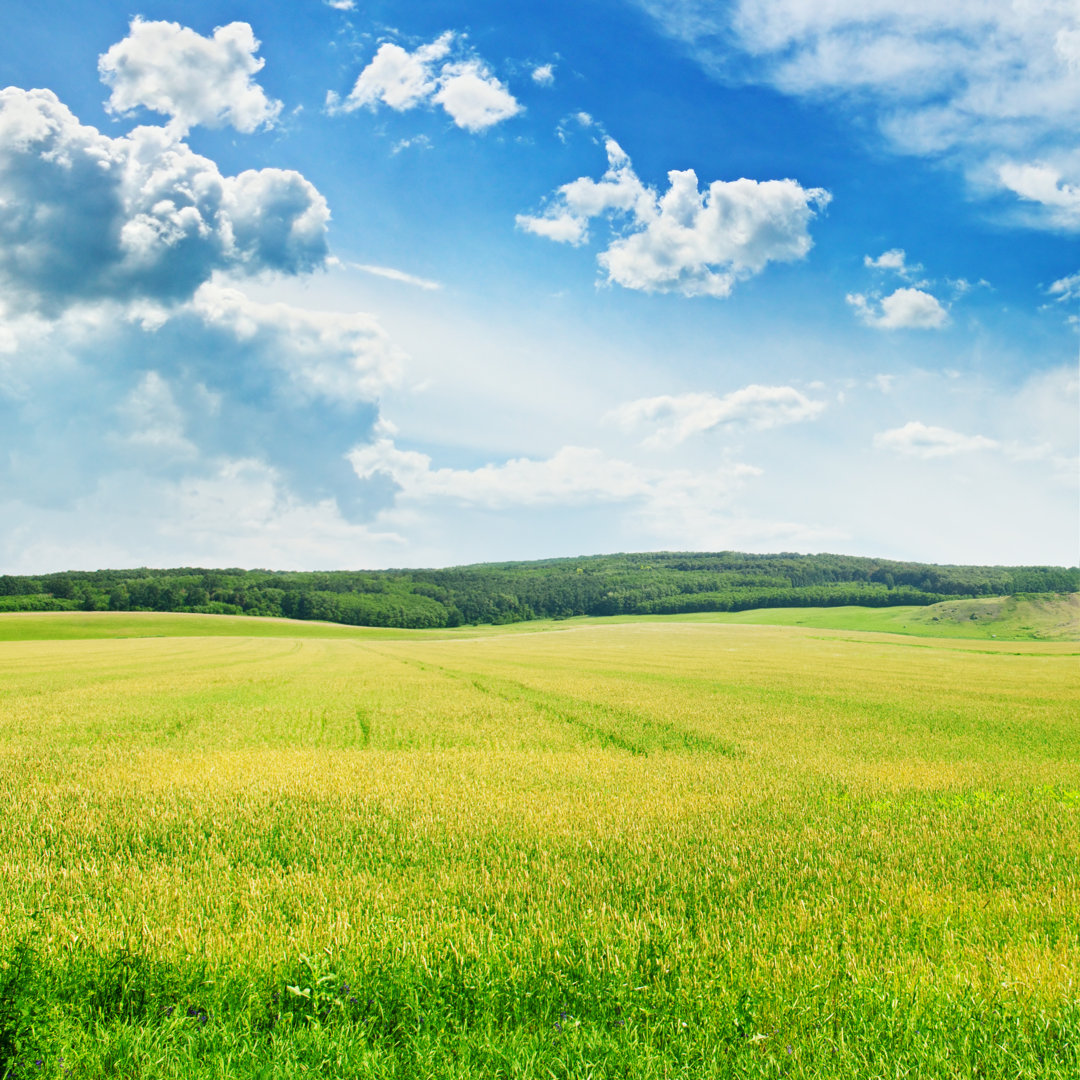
top-left (634, 0), bottom-right (1080, 230)
top-left (874, 421), bottom-right (997, 458)
top-left (352, 264), bottom-right (443, 290)
top-left (1048, 271), bottom-right (1080, 303)
top-left (610, 384), bottom-right (826, 446)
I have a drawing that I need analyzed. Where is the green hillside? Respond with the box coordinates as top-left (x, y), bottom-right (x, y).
top-left (1, 551), bottom-right (1076, 630)
top-left (669, 593), bottom-right (1080, 641)
top-left (2, 591), bottom-right (1076, 643)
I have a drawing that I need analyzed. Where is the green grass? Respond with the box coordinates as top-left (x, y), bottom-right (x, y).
top-left (0, 610), bottom-right (571, 642)
top-left (4, 592), bottom-right (1076, 644)
top-left (1, 614), bottom-right (1078, 1077)
top-left (687, 593), bottom-right (1079, 640)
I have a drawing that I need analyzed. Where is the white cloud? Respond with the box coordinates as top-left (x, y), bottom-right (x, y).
top-left (325, 0), bottom-right (356, 9)
top-left (166, 459), bottom-right (405, 558)
top-left (0, 275), bottom-right (407, 526)
top-left (0, 458), bottom-right (406, 574)
top-left (330, 33), bottom-right (521, 131)
top-left (191, 283), bottom-right (404, 405)
top-left (348, 438), bottom-right (760, 508)
top-left (0, 88), bottom-right (329, 314)
top-left (352, 264), bottom-right (442, 290)
top-left (0, 61), bottom-right (409, 547)
top-left (391, 134), bottom-right (433, 154)
top-left (998, 161), bottom-right (1080, 230)
top-left (432, 61), bottom-right (521, 131)
top-left (336, 34), bottom-right (452, 113)
top-left (1009, 365), bottom-right (1079, 460)
top-left (555, 110), bottom-right (599, 144)
top-left (344, 436), bottom-right (857, 557)
top-left (517, 138), bottom-right (651, 245)
top-left (847, 287), bottom-right (948, 329)
top-left (863, 248), bottom-right (924, 280)
top-left (636, 0), bottom-right (1080, 229)
top-left (610, 384), bottom-right (826, 446)
top-left (874, 421), bottom-right (998, 458)
top-left (351, 441), bottom-right (647, 506)
top-left (532, 64), bottom-right (555, 86)
top-left (946, 276), bottom-right (987, 297)
top-left (99, 18), bottom-right (282, 135)
top-left (1048, 271), bottom-right (1080, 303)
top-left (115, 370), bottom-right (196, 457)
top-left (517, 137), bottom-right (830, 297)
top-left (864, 249), bottom-right (905, 273)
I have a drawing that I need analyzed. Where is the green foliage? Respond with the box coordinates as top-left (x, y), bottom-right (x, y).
top-left (1, 553), bottom-right (1076, 629)
top-left (0, 941), bottom-right (36, 1074)
top-left (0, 595), bottom-right (76, 613)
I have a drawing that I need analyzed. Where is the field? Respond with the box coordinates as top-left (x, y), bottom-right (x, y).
top-left (1, 610), bottom-right (1078, 1078)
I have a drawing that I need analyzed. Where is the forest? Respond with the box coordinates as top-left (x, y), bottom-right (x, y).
top-left (1, 552), bottom-right (1075, 629)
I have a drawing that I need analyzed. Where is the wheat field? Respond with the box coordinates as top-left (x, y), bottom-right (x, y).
top-left (1, 615), bottom-right (1078, 1078)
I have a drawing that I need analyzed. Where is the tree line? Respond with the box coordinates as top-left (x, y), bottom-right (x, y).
top-left (0, 551), bottom-right (1076, 629)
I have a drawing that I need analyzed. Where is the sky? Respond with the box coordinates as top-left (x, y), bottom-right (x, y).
top-left (0, 0), bottom-right (1077, 573)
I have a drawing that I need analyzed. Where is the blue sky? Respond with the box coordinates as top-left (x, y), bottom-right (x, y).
top-left (0, 0), bottom-right (1076, 572)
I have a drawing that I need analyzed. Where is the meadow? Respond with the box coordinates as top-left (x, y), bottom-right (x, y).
top-left (1, 609), bottom-right (1078, 1078)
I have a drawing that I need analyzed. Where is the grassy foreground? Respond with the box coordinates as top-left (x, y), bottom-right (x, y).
top-left (1, 613), bottom-right (1078, 1078)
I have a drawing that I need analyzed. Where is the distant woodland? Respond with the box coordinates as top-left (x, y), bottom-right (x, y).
top-left (1, 553), bottom-right (1076, 629)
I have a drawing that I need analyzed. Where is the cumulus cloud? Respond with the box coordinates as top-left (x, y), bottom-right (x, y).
top-left (348, 438), bottom-right (760, 508)
top-left (329, 33), bottom-right (521, 131)
top-left (874, 421), bottom-right (998, 458)
top-left (847, 287), bottom-right (948, 329)
top-left (0, 280), bottom-right (406, 524)
top-left (0, 87), bottom-right (329, 314)
top-left (0, 31), bottom-right (415, 553)
top-left (610, 384), bottom-right (826, 446)
top-left (863, 248), bottom-right (926, 281)
top-left (432, 61), bottom-right (522, 131)
top-left (635, 0), bottom-right (1080, 229)
top-left (532, 64), bottom-right (555, 86)
top-left (99, 18), bottom-right (282, 135)
top-left (191, 284), bottom-right (404, 405)
top-left (336, 34), bottom-right (452, 113)
top-left (864, 249), bottom-right (906, 273)
top-left (517, 137), bottom-right (830, 296)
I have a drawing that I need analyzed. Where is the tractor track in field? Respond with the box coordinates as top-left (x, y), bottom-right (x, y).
top-left (359, 645), bottom-right (741, 758)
